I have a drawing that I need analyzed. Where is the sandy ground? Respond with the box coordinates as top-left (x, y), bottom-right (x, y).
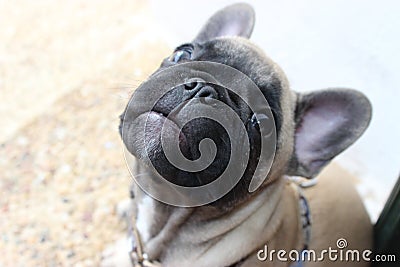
top-left (0, 0), bottom-right (171, 266)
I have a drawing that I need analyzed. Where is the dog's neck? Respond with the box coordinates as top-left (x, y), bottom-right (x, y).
top-left (133, 177), bottom-right (291, 267)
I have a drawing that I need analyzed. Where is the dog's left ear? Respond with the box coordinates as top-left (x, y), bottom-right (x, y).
top-left (287, 88), bottom-right (372, 178)
top-left (194, 3), bottom-right (255, 43)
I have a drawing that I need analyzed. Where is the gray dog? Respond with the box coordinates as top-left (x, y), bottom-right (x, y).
top-left (105, 3), bottom-right (373, 267)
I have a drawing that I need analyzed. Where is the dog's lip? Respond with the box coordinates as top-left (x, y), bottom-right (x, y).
top-left (146, 110), bottom-right (175, 125)
top-left (150, 109), bottom-right (168, 119)
top-left (142, 110), bottom-right (191, 159)
top-left (149, 99), bottom-right (189, 125)
top-left (144, 110), bottom-right (186, 139)
top-left (147, 110), bottom-right (178, 127)
top-left (149, 110), bottom-right (167, 119)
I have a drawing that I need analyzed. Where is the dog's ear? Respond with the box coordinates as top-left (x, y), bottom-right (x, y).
top-left (194, 3), bottom-right (255, 43)
top-left (287, 88), bottom-right (372, 178)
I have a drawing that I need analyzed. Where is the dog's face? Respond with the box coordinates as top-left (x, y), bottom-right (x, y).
top-left (120, 4), bottom-right (372, 208)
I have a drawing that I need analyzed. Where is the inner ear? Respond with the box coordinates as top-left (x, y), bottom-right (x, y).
top-left (288, 89), bottom-right (372, 178)
top-left (194, 3), bottom-right (255, 43)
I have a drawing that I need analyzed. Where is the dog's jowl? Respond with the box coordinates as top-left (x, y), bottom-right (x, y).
top-left (107, 3), bottom-right (373, 267)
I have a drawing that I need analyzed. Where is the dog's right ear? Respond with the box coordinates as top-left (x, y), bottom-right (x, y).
top-left (287, 88), bottom-right (372, 179)
top-left (194, 3), bottom-right (255, 43)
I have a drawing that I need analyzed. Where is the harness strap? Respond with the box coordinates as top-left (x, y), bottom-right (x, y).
top-left (287, 176), bottom-right (315, 267)
top-left (127, 198), bottom-right (162, 267)
top-left (298, 190), bottom-right (312, 250)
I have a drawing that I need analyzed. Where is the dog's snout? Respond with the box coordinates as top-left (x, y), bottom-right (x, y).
top-left (184, 78), bottom-right (217, 99)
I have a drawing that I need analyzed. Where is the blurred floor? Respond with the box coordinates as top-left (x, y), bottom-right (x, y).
top-left (0, 0), bottom-right (171, 266)
top-left (0, 0), bottom-right (169, 142)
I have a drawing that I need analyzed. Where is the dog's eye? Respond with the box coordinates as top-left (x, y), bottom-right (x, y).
top-left (169, 46), bottom-right (193, 63)
top-left (251, 113), bottom-right (272, 134)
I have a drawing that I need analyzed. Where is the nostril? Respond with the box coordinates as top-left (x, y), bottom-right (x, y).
top-left (195, 86), bottom-right (218, 99)
top-left (184, 78), bottom-right (205, 91)
top-left (184, 81), bottom-right (198, 90)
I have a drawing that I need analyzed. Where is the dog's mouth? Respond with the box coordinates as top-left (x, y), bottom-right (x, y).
top-left (141, 109), bottom-right (190, 158)
top-left (121, 80), bottom-right (254, 187)
top-left (120, 96), bottom-right (264, 206)
top-left (145, 99), bottom-right (234, 186)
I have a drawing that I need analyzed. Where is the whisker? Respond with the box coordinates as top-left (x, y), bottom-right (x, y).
top-left (132, 172), bottom-right (152, 178)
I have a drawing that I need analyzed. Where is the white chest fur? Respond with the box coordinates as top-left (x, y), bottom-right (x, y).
top-left (136, 195), bottom-right (156, 242)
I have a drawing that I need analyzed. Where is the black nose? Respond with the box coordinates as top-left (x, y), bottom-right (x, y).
top-left (184, 78), bottom-right (218, 99)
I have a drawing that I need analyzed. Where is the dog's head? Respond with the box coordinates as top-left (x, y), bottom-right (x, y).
top-left (120, 3), bottom-right (372, 208)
